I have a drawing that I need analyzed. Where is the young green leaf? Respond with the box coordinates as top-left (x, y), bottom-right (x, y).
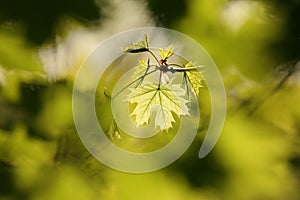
top-left (127, 82), bottom-right (190, 131)
top-left (159, 44), bottom-right (174, 60)
top-left (123, 34), bottom-right (149, 53)
top-left (108, 118), bottom-right (121, 141)
top-left (183, 62), bottom-right (204, 97)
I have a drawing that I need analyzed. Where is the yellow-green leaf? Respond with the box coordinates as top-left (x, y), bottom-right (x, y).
top-left (127, 82), bottom-right (189, 131)
top-left (184, 62), bottom-right (204, 97)
top-left (123, 34), bottom-right (149, 53)
top-left (159, 44), bottom-right (174, 60)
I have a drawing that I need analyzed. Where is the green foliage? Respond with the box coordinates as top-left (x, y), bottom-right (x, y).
top-left (0, 28), bottom-right (41, 72)
top-left (0, 0), bottom-right (300, 200)
top-left (0, 0), bottom-right (102, 44)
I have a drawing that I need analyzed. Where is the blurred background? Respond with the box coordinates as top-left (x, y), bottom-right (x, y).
top-left (0, 0), bottom-right (300, 199)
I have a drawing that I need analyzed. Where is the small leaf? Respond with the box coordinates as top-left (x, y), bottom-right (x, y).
top-left (159, 44), bottom-right (174, 60)
top-left (123, 34), bottom-right (149, 53)
top-left (108, 119), bottom-right (121, 141)
top-left (127, 82), bottom-right (189, 131)
top-left (103, 87), bottom-right (111, 99)
top-left (183, 62), bottom-right (204, 97)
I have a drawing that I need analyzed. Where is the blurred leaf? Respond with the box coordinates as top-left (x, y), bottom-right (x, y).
top-left (0, 126), bottom-right (56, 190)
top-left (100, 170), bottom-right (216, 200)
top-left (108, 119), bottom-right (121, 141)
top-left (31, 166), bottom-right (98, 200)
top-left (0, 69), bottom-right (46, 102)
top-left (146, 0), bottom-right (188, 26)
top-left (0, 0), bottom-right (103, 44)
top-left (34, 86), bottom-right (73, 139)
top-left (0, 28), bottom-right (41, 72)
top-left (217, 112), bottom-right (299, 199)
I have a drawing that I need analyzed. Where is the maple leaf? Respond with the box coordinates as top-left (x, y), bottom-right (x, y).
top-left (127, 82), bottom-right (190, 131)
top-left (183, 62), bottom-right (204, 97)
top-left (159, 44), bottom-right (174, 60)
top-left (123, 34), bottom-right (149, 53)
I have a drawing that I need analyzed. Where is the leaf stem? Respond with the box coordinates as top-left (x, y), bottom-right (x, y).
top-left (148, 50), bottom-right (160, 64)
top-left (158, 71), bottom-right (162, 90)
top-left (137, 59), bottom-right (151, 87)
top-left (167, 64), bottom-right (202, 72)
top-left (167, 63), bottom-right (183, 68)
top-left (112, 69), bottom-right (157, 98)
top-left (183, 72), bottom-right (190, 98)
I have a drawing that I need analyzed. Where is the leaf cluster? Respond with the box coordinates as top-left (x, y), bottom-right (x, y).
top-left (116, 35), bottom-right (204, 131)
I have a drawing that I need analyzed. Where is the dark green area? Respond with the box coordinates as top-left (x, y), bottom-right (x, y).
top-left (0, 0), bottom-right (103, 44)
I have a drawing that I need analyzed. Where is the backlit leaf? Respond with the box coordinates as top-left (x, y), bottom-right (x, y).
top-left (127, 82), bottom-right (189, 131)
top-left (159, 44), bottom-right (174, 60)
top-left (183, 62), bottom-right (204, 97)
top-left (123, 34), bottom-right (149, 53)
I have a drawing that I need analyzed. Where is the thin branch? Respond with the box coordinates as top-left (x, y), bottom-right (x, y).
top-left (158, 71), bottom-right (163, 90)
top-left (182, 72), bottom-right (190, 98)
top-left (171, 66), bottom-right (202, 72)
top-left (167, 63), bottom-right (202, 71)
top-left (136, 59), bottom-right (151, 87)
top-left (148, 50), bottom-right (160, 64)
top-left (112, 69), bottom-right (158, 98)
top-left (247, 59), bottom-right (299, 115)
top-left (167, 63), bottom-right (184, 68)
